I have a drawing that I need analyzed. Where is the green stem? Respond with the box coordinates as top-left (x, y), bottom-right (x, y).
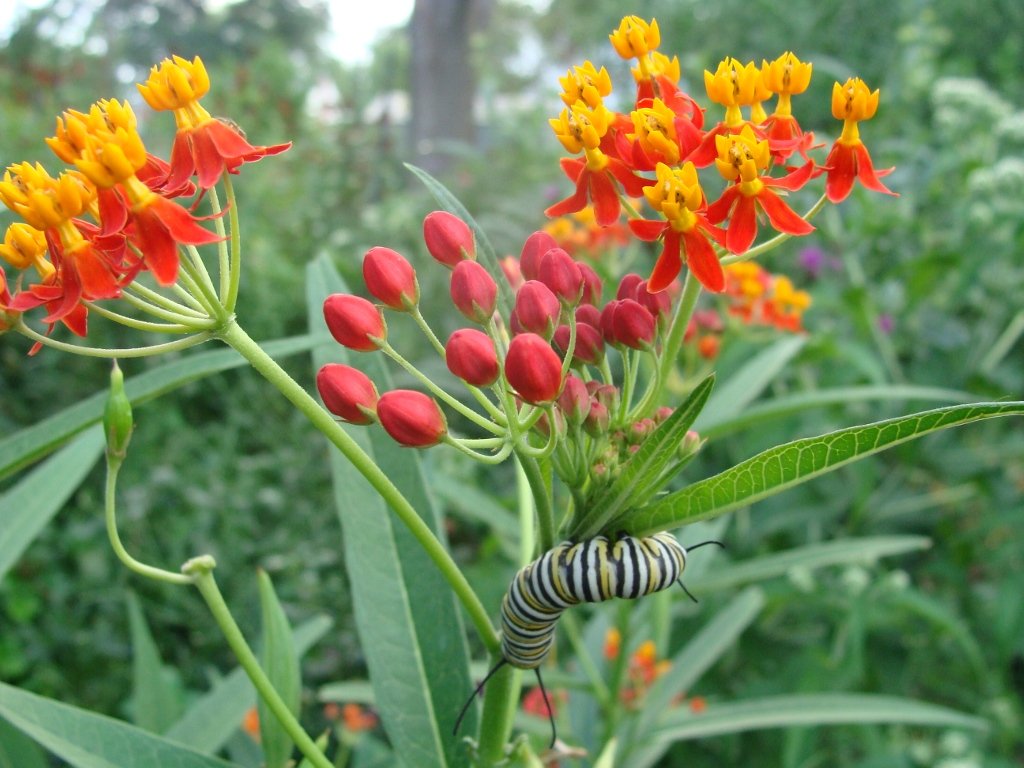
top-left (218, 320), bottom-right (499, 653)
top-left (15, 320), bottom-right (213, 358)
top-left (560, 611), bottom-right (612, 710)
top-left (410, 306), bottom-right (447, 356)
top-left (206, 186), bottom-right (231, 301)
top-left (222, 176), bottom-right (243, 312)
top-left (186, 561), bottom-right (333, 768)
top-left (719, 193), bottom-right (830, 266)
top-left (118, 288), bottom-right (212, 324)
top-left (104, 460), bottom-right (193, 586)
top-left (475, 663), bottom-right (521, 766)
top-left (86, 303), bottom-right (206, 334)
top-left (645, 272), bottom-right (701, 414)
top-left (126, 281), bottom-right (209, 317)
top-left (515, 450), bottom-right (555, 553)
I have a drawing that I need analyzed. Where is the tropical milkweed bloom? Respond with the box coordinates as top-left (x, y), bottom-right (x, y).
top-left (137, 55), bottom-right (291, 190)
top-left (824, 77), bottom-right (896, 203)
top-left (706, 125), bottom-right (815, 254)
top-left (629, 162), bottom-right (726, 293)
top-left (761, 52), bottom-right (816, 163)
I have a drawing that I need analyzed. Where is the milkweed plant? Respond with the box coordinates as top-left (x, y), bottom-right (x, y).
top-left (1, 16), bottom-right (1020, 768)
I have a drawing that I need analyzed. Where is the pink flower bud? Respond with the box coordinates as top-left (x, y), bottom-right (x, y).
top-left (654, 405), bottom-right (675, 423)
top-left (587, 381), bottom-right (619, 411)
top-left (519, 231), bottom-right (558, 281)
top-left (556, 374), bottom-right (590, 425)
top-left (575, 303), bottom-right (601, 328)
top-left (362, 246), bottom-right (419, 311)
top-left (579, 262), bottom-right (603, 305)
top-left (323, 294), bottom-right (386, 351)
top-left (553, 321), bottom-right (605, 365)
top-left (423, 211), bottom-right (475, 267)
top-left (446, 328), bottom-right (500, 386)
top-left (599, 299), bottom-right (622, 344)
top-left (505, 333), bottom-right (564, 404)
top-left (538, 247), bottom-right (584, 306)
top-left (611, 299), bottom-right (656, 350)
top-left (513, 280), bottom-right (561, 338)
top-left (616, 273), bottom-right (645, 301)
top-left (377, 389), bottom-right (447, 447)
top-left (584, 399), bottom-right (610, 437)
top-left (450, 260), bottom-right (497, 324)
top-left (634, 280), bottom-right (671, 321)
top-left (317, 363), bottom-right (379, 424)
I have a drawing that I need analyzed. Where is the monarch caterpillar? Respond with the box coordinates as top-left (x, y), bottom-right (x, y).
top-left (454, 532), bottom-right (722, 747)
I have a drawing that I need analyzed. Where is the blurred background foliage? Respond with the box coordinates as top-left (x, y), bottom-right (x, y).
top-left (1, 0), bottom-right (1022, 765)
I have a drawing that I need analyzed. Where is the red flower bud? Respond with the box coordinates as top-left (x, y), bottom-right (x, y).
top-left (519, 231), bottom-right (558, 281)
top-left (446, 328), bottom-right (500, 386)
top-left (634, 280), bottom-right (671, 321)
top-left (575, 303), bottom-right (601, 328)
top-left (587, 381), bottom-right (619, 412)
top-left (362, 246), bottom-right (419, 310)
top-left (579, 262), bottom-right (603, 305)
top-left (450, 260), bottom-right (497, 324)
top-left (317, 363), bottom-right (379, 424)
top-left (323, 294), bottom-right (386, 351)
top-left (599, 299), bottom-right (621, 344)
top-left (505, 333), bottom-right (564, 404)
top-left (538, 247), bottom-right (584, 306)
top-left (553, 321), bottom-right (605, 365)
top-left (584, 399), bottom-right (610, 437)
top-left (557, 374), bottom-right (591, 425)
top-left (423, 211), bottom-right (475, 267)
top-left (611, 299), bottom-right (656, 350)
top-left (377, 389), bottom-right (447, 447)
top-left (513, 280), bottom-right (561, 338)
top-left (616, 273), bottom-right (646, 301)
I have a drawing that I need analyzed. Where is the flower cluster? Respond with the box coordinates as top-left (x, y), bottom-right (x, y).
top-left (722, 261), bottom-right (812, 332)
top-left (0, 55), bottom-right (288, 347)
top-left (546, 16), bottom-right (895, 295)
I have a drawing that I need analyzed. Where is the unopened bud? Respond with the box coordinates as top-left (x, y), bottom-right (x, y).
top-left (423, 211), bottom-right (475, 267)
top-left (323, 294), bottom-right (386, 351)
top-left (556, 375), bottom-right (591, 425)
top-left (611, 299), bottom-right (656, 350)
top-left (362, 246), bottom-right (419, 311)
top-left (317, 363), bottom-right (379, 424)
top-left (538, 247), bottom-right (584, 306)
top-left (513, 280), bottom-right (561, 339)
top-left (103, 361), bottom-right (134, 463)
top-left (584, 399), bottom-right (610, 438)
top-left (377, 390), bottom-right (447, 447)
top-left (553, 322), bottom-right (605, 365)
top-left (505, 333), bottom-right (564, 404)
top-left (450, 260), bottom-right (497, 324)
top-left (519, 231), bottom-right (558, 281)
top-left (446, 328), bottom-right (500, 386)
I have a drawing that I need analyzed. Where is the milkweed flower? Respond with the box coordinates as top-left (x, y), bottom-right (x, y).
top-left (628, 162), bottom-right (727, 293)
top-left (824, 78), bottom-right (897, 203)
top-left (761, 52), bottom-right (817, 163)
top-left (706, 125), bottom-right (815, 254)
top-left (137, 55), bottom-right (291, 190)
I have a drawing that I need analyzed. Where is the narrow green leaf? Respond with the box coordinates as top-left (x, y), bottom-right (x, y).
top-left (688, 536), bottom-right (932, 593)
top-left (649, 693), bottom-right (986, 744)
top-left (404, 163), bottom-right (514, 317)
top-left (127, 592), bottom-right (183, 733)
top-left (0, 335), bottom-right (320, 481)
top-left (571, 375), bottom-right (715, 540)
top-left (0, 718), bottom-right (48, 768)
top-left (0, 426), bottom-right (104, 580)
top-left (621, 587), bottom-right (765, 768)
top-left (698, 385), bottom-right (977, 439)
top-left (307, 254), bottom-right (473, 768)
top-left (0, 681), bottom-right (236, 768)
top-left (164, 616), bottom-right (331, 755)
top-left (693, 336), bottom-right (805, 429)
top-left (632, 401), bottom-right (1024, 535)
top-left (317, 680), bottom-right (375, 705)
top-left (257, 570), bottom-right (302, 768)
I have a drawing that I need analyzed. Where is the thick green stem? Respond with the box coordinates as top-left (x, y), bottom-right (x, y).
top-left (516, 450), bottom-right (555, 553)
top-left (643, 272), bottom-right (701, 415)
top-left (218, 320), bottom-right (499, 653)
top-left (475, 662), bottom-right (521, 766)
top-left (186, 561), bottom-right (333, 768)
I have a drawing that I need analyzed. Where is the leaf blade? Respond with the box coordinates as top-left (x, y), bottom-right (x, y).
top-left (257, 571), bottom-right (302, 768)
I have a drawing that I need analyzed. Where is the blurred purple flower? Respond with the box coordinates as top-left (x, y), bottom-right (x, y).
top-left (878, 314), bottom-right (895, 334)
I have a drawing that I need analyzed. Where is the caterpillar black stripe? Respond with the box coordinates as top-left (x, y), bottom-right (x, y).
top-left (453, 532), bottom-right (722, 747)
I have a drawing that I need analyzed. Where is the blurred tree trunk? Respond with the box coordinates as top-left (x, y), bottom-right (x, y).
top-left (409, 0), bottom-right (492, 175)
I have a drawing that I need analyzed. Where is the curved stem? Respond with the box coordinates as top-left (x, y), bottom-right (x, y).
top-left (121, 285), bottom-right (209, 321)
top-left (409, 306), bottom-right (447, 356)
top-left (443, 435), bottom-right (514, 464)
top-left (105, 459), bottom-right (193, 586)
top-left (86, 303), bottom-right (209, 334)
top-left (15, 320), bottom-right (213, 358)
top-left (185, 561), bottom-right (333, 768)
top-left (205, 186), bottom-right (231, 302)
top-left (181, 243), bottom-right (221, 307)
top-left (222, 177), bottom-right (243, 312)
top-left (218, 320), bottom-right (499, 653)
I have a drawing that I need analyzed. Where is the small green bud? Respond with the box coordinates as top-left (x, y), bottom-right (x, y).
top-left (103, 361), bottom-right (134, 462)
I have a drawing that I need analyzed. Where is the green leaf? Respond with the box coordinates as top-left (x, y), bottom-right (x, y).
top-left (688, 536), bottom-right (932, 593)
top-left (0, 718), bottom-right (48, 768)
top-left (621, 587), bottom-right (765, 768)
top-left (0, 335), bottom-right (320, 481)
top-left (693, 336), bottom-right (805, 430)
top-left (317, 680), bottom-right (375, 705)
top-left (307, 254), bottom-right (473, 768)
top-left (649, 693), bottom-right (986, 744)
top-left (0, 681), bottom-right (237, 768)
top-left (632, 401), bottom-right (1024, 535)
top-left (697, 384), bottom-right (977, 440)
top-left (164, 616), bottom-right (331, 755)
top-left (127, 592), bottom-right (184, 733)
top-left (0, 426), bottom-right (105, 580)
top-left (256, 570), bottom-right (302, 768)
top-left (404, 163), bottom-right (514, 317)
top-left (571, 375), bottom-right (715, 540)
